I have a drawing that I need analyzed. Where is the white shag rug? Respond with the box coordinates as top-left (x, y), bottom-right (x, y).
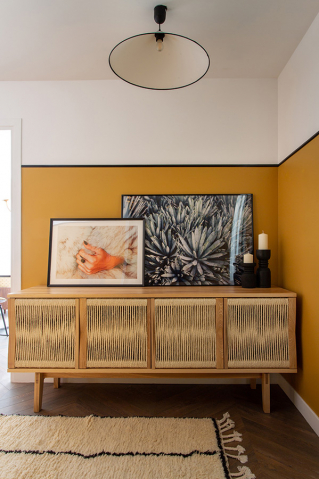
top-left (0, 413), bottom-right (255, 479)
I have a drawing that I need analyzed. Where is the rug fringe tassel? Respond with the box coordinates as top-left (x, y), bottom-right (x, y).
top-left (218, 413), bottom-right (255, 478)
top-left (230, 466), bottom-right (256, 478)
top-left (225, 445), bottom-right (245, 454)
top-left (218, 412), bottom-right (231, 425)
top-left (222, 434), bottom-right (243, 443)
top-left (222, 430), bottom-right (242, 439)
top-left (226, 453), bottom-right (248, 463)
top-left (219, 419), bottom-right (235, 432)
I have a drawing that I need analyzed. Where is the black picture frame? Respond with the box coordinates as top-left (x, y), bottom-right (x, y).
top-left (122, 194), bottom-right (253, 286)
top-left (47, 218), bottom-right (145, 287)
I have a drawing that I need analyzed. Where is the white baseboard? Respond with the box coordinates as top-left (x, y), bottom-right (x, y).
top-left (11, 373), bottom-right (53, 383)
top-left (277, 374), bottom-right (319, 437)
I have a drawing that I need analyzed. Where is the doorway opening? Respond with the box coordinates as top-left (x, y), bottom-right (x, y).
top-left (0, 130), bottom-right (11, 338)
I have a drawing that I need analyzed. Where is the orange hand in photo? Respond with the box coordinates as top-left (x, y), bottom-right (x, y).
top-left (76, 241), bottom-right (124, 275)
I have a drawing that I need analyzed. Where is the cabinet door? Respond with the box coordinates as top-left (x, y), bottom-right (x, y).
top-left (86, 299), bottom-right (148, 368)
top-left (154, 298), bottom-right (218, 368)
top-left (14, 299), bottom-right (77, 368)
top-left (226, 298), bottom-right (291, 368)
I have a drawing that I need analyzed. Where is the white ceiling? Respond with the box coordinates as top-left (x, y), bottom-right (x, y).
top-left (0, 0), bottom-right (319, 81)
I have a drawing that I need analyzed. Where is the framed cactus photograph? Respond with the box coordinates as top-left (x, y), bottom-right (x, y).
top-left (122, 194), bottom-right (253, 286)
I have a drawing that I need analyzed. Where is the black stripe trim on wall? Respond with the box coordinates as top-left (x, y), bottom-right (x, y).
top-left (278, 130), bottom-right (319, 166)
top-left (21, 164), bottom-right (278, 168)
top-left (21, 131), bottom-right (319, 169)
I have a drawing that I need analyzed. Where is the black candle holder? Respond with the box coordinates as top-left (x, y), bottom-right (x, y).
top-left (233, 255), bottom-right (244, 285)
top-left (240, 262), bottom-right (256, 288)
top-left (256, 249), bottom-right (271, 288)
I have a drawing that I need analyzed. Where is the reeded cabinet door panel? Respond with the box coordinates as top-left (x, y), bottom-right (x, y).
top-left (14, 299), bottom-right (76, 368)
top-left (154, 298), bottom-right (217, 368)
top-left (86, 299), bottom-right (148, 368)
top-left (226, 298), bottom-right (290, 368)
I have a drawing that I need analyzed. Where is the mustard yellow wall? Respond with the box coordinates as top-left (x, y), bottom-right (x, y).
top-left (278, 134), bottom-right (319, 416)
top-left (22, 166), bottom-right (278, 289)
top-left (21, 158), bottom-right (319, 416)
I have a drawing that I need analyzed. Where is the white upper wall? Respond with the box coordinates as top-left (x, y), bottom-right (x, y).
top-left (278, 12), bottom-right (319, 162)
top-left (0, 78), bottom-right (277, 165)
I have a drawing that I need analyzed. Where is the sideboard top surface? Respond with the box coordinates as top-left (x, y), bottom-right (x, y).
top-left (9, 285), bottom-right (297, 299)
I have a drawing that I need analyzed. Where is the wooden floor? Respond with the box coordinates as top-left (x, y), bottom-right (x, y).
top-left (1, 331), bottom-right (319, 478)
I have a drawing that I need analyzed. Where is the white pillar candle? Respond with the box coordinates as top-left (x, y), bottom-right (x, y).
top-left (243, 253), bottom-right (254, 263)
top-left (258, 231), bottom-right (268, 249)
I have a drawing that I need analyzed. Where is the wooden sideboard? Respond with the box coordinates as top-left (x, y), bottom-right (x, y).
top-left (8, 285), bottom-right (297, 413)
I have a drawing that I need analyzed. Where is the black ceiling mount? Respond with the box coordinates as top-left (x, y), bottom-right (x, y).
top-left (154, 5), bottom-right (167, 26)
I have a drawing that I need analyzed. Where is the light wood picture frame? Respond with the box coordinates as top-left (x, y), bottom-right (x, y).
top-left (47, 218), bottom-right (145, 287)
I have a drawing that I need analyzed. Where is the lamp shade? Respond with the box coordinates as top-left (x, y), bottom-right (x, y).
top-left (109, 32), bottom-right (210, 90)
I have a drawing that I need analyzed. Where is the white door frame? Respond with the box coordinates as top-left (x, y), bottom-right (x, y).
top-left (0, 119), bottom-right (22, 292)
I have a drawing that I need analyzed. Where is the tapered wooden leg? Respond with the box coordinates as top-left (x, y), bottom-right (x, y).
top-left (53, 378), bottom-right (60, 389)
top-left (262, 373), bottom-right (270, 413)
top-left (250, 378), bottom-right (257, 389)
top-left (34, 373), bottom-right (44, 413)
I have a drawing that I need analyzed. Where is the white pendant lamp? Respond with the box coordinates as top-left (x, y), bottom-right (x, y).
top-left (109, 5), bottom-right (210, 90)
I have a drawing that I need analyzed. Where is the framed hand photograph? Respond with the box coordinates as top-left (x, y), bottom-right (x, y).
top-left (47, 218), bottom-right (145, 286)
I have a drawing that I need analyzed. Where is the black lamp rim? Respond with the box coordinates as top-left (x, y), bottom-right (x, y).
top-left (108, 32), bottom-right (210, 91)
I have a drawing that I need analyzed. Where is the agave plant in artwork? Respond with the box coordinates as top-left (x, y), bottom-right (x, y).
top-left (178, 224), bottom-right (229, 284)
top-left (122, 196), bottom-right (148, 219)
top-left (164, 197), bottom-right (217, 238)
top-left (162, 257), bottom-right (203, 285)
top-left (144, 215), bottom-right (177, 284)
